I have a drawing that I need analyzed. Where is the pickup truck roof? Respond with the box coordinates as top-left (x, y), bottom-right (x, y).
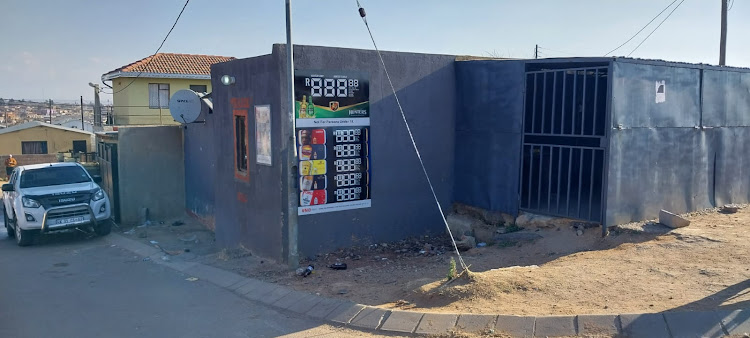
top-left (17, 162), bottom-right (81, 171)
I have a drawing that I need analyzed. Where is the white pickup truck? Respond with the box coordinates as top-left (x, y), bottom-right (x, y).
top-left (2, 162), bottom-right (112, 246)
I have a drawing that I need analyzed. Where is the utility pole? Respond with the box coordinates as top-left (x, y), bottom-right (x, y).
top-left (48, 99), bottom-right (52, 124)
top-left (80, 96), bottom-right (85, 130)
top-left (89, 83), bottom-right (102, 130)
top-left (285, 0), bottom-right (299, 269)
top-left (719, 0), bottom-right (728, 65)
top-left (535, 44), bottom-right (539, 59)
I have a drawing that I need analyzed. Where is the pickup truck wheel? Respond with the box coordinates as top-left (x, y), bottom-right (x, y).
top-left (15, 224), bottom-right (36, 246)
top-left (4, 208), bottom-right (15, 238)
top-left (95, 221), bottom-right (112, 236)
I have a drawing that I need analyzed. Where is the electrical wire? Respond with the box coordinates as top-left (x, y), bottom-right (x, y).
top-left (102, 0), bottom-right (191, 94)
top-left (604, 0), bottom-right (680, 56)
top-left (627, 0), bottom-right (686, 57)
top-left (728, 0), bottom-right (734, 11)
top-left (354, 0), bottom-right (469, 273)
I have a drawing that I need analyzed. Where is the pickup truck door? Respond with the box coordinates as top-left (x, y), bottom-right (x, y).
top-left (3, 170), bottom-right (17, 217)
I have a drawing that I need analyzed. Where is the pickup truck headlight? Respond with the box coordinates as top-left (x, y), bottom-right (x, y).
top-left (92, 189), bottom-right (105, 201)
top-left (22, 196), bottom-right (41, 208)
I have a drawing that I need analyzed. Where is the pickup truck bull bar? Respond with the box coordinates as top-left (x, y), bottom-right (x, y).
top-left (40, 203), bottom-right (97, 233)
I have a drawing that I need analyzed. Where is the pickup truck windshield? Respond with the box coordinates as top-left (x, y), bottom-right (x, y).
top-left (19, 166), bottom-right (91, 188)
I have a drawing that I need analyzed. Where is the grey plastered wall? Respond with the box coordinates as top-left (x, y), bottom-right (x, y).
top-left (702, 69), bottom-right (750, 205)
top-left (453, 60), bottom-right (525, 215)
top-left (207, 53), bottom-right (285, 261)
top-left (605, 60), bottom-right (750, 225)
top-left (278, 45), bottom-right (458, 257)
top-left (117, 126), bottom-right (185, 225)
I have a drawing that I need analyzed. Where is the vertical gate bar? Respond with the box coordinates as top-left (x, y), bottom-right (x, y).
top-left (577, 148), bottom-right (584, 218)
top-left (531, 74), bottom-right (537, 133)
top-left (561, 71), bottom-right (567, 134)
top-left (551, 72), bottom-right (557, 134)
top-left (566, 147), bottom-right (573, 216)
top-left (593, 69), bottom-right (599, 136)
top-left (571, 71), bottom-right (578, 134)
top-left (527, 145), bottom-right (534, 208)
top-left (520, 144), bottom-right (526, 208)
top-left (581, 69), bottom-right (587, 135)
top-left (588, 149), bottom-right (597, 220)
top-left (556, 145), bottom-right (563, 214)
top-left (537, 146), bottom-right (544, 209)
top-left (547, 146), bottom-right (554, 212)
top-left (541, 72), bottom-right (547, 134)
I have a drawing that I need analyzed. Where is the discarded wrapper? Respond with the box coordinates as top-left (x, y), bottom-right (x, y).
top-left (186, 277), bottom-right (199, 282)
top-left (328, 262), bottom-right (347, 270)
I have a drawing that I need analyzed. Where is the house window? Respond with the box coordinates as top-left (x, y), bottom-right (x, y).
top-left (73, 140), bottom-right (87, 153)
top-left (234, 110), bottom-right (249, 180)
top-left (148, 83), bottom-right (170, 109)
top-left (21, 141), bottom-right (48, 154)
top-left (189, 85), bottom-right (207, 93)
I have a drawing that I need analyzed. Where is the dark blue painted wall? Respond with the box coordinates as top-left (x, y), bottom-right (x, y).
top-left (282, 45), bottom-right (458, 257)
top-left (185, 53), bottom-right (285, 260)
top-left (454, 60), bottom-right (525, 216)
top-left (184, 103), bottom-right (216, 228)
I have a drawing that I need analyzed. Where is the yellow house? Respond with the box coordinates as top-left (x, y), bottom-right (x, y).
top-left (101, 53), bottom-right (234, 125)
top-left (0, 121), bottom-right (95, 154)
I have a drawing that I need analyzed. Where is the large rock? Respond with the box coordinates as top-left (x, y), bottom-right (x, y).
top-left (446, 214), bottom-right (477, 237)
top-left (659, 210), bottom-right (690, 229)
top-left (455, 235), bottom-right (476, 251)
top-left (454, 203), bottom-right (514, 225)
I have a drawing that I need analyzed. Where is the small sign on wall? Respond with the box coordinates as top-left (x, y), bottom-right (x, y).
top-left (255, 105), bottom-right (272, 166)
top-left (655, 80), bottom-right (666, 104)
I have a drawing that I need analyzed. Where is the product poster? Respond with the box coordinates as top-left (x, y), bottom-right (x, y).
top-left (255, 105), bottom-right (272, 165)
top-left (295, 70), bottom-right (371, 215)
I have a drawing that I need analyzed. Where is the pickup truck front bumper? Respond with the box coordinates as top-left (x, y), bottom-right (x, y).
top-left (40, 203), bottom-right (97, 233)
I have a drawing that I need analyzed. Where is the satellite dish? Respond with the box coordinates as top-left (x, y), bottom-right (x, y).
top-left (169, 89), bottom-right (204, 124)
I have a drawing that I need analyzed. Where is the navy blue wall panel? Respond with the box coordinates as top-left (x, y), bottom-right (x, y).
top-left (453, 60), bottom-right (525, 215)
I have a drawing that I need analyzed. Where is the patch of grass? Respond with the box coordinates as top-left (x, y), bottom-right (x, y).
top-left (505, 224), bottom-right (523, 233)
top-left (447, 257), bottom-right (457, 281)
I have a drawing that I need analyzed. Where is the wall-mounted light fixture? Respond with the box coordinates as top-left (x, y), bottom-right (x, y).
top-left (221, 75), bottom-right (235, 86)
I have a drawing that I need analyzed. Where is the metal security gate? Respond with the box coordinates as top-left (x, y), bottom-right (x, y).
top-left (98, 142), bottom-right (120, 222)
top-left (520, 65), bottom-right (609, 223)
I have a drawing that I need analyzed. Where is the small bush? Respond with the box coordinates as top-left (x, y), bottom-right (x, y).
top-left (447, 257), bottom-right (457, 280)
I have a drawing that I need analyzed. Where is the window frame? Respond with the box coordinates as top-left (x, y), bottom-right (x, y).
top-left (21, 141), bottom-right (48, 154)
top-left (233, 109), bottom-right (249, 182)
top-left (148, 83), bottom-right (170, 109)
top-left (72, 140), bottom-right (87, 153)
top-left (189, 84), bottom-right (207, 93)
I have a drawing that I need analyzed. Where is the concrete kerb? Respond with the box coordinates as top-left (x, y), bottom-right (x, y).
top-left (107, 233), bottom-right (750, 337)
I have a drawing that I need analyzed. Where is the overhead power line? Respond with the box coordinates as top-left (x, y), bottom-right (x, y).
top-left (604, 0), bottom-right (680, 56)
top-left (627, 0), bottom-right (687, 57)
top-left (101, 0), bottom-right (191, 94)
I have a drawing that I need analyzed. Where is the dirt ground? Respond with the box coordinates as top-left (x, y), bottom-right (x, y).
top-left (123, 205), bottom-right (750, 316)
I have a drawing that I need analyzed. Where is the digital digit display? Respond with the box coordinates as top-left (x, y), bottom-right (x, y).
top-left (335, 187), bottom-right (363, 202)
top-left (334, 129), bottom-right (362, 143)
top-left (335, 144), bottom-right (362, 158)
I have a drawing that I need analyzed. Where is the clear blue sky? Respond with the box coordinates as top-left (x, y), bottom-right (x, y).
top-left (0, 0), bottom-right (747, 102)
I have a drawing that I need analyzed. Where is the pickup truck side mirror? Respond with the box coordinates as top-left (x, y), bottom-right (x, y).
top-left (92, 176), bottom-right (102, 183)
top-left (2, 183), bottom-right (14, 192)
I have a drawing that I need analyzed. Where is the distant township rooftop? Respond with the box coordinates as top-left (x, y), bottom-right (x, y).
top-left (102, 53), bottom-right (235, 80)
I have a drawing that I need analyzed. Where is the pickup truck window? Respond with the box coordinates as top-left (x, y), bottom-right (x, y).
top-left (19, 166), bottom-right (91, 188)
